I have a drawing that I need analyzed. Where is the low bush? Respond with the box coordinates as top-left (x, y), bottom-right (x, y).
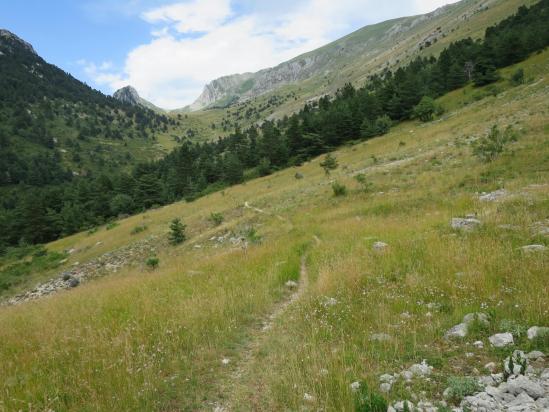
top-left (332, 181), bottom-right (348, 197)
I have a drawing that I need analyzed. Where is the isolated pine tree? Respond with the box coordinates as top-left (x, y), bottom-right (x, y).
top-left (169, 218), bottom-right (186, 245)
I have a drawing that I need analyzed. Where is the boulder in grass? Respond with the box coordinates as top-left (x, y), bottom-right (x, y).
top-left (527, 326), bottom-right (549, 340)
top-left (372, 241), bottom-right (388, 251)
top-left (451, 217), bottom-right (481, 231)
top-left (489, 332), bottom-right (514, 348)
top-left (520, 244), bottom-right (547, 253)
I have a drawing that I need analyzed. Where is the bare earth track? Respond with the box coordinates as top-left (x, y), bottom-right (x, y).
top-left (210, 252), bottom-right (310, 411)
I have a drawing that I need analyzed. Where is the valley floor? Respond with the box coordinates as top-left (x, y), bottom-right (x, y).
top-left (0, 52), bottom-right (548, 411)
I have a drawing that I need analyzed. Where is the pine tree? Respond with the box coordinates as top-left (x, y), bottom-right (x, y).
top-left (169, 218), bottom-right (186, 245)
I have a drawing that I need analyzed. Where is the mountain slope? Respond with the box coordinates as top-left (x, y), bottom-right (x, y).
top-left (0, 29), bottom-right (175, 183)
top-left (188, 0), bottom-right (537, 112)
top-left (0, 46), bottom-right (547, 409)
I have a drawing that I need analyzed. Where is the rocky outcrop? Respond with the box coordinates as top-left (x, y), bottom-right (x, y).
top-left (189, 73), bottom-right (254, 111)
top-left (113, 85), bottom-right (164, 111)
top-left (0, 29), bottom-right (37, 55)
top-left (113, 85), bottom-right (141, 105)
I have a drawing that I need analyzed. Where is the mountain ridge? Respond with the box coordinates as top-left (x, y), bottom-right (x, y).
top-left (186, 0), bottom-right (535, 112)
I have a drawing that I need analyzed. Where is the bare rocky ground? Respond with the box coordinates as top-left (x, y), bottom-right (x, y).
top-left (2, 235), bottom-right (165, 306)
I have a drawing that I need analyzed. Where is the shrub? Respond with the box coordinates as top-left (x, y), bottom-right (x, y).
top-left (510, 68), bottom-right (524, 86)
top-left (361, 115), bottom-right (392, 138)
top-left (332, 181), bottom-right (348, 197)
top-left (130, 225), bottom-right (147, 235)
top-left (320, 153), bottom-right (339, 175)
top-left (354, 382), bottom-right (387, 412)
top-left (106, 222), bottom-right (119, 231)
top-left (473, 125), bottom-right (517, 162)
top-left (209, 212), bottom-right (224, 226)
top-left (499, 319), bottom-right (527, 338)
top-left (245, 227), bottom-right (262, 244)
top-left (355, 174), bottom-right (374, 193)
top-left (146, 256), bottom-right (159, 270)
top-left (413, 96), bottom-right (438, 122)
top-left (446, 376), bottom-right (483, 403)
top-left (168, 218), bottom-right (186, 245)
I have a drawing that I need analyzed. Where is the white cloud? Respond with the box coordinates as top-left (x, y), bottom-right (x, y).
top-left (86, 0), bottom-right (460, 109)
top-left (142, 0), bottom-right (232, 33)
top-left (413, 0), bottom-right (460, 14)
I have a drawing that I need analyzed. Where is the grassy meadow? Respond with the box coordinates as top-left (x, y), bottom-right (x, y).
top-left (0, 51), bottom-right (548, 411)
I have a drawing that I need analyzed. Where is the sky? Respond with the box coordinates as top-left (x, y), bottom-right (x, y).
top-left (1, 0), bottom-right (459, 109)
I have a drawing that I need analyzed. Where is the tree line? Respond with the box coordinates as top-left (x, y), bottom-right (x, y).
top-left (1, 0), bottom-right (547, 251)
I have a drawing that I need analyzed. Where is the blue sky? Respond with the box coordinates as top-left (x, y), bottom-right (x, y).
top-left (1, 0), bottom-right (458, 109)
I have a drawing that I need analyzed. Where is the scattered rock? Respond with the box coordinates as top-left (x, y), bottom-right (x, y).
top-left (484, 362), bottom-right (497, 373)
top-left (445, 313), bottom-right (490, 339)
top-left (463, 312), bottom-right (490, 326)
top-left (520, 244), bottom-right (547, 253)
top-left (221, 358), bottom-right (230, 365)
top-left (389, 400), bottom-right (415, 412)
top-left (380, 382), bottom-right (392, 393)
top-left (506, 375), bottom-right (544, 399)
top-left (409, 360), bottom-right (433, 377)
top-left (451, 217), bottom-right (481, 231)
top-left (285, 280), bottom-right (298, 288)
top-left (400, 370), bottom-right (414, 381)
top-left (350, 381), bottom-right (360, 392)
top-left (526, 351), bottom-right (545, 360)
top-left (473, 340), bottom-right (484, 349)
top-left (303, 393), bottom-right (315, 402)
top-left (479, 189), bottom-right (508, 202)
top-left (489, 332), bottom-right (514, 348)
top-left (380, 374), bottom-right (395, 384)
top-left (322, 297), bottom-right (338, 307)
top-left (528, 326), bottom-right (549, 340)
top-left (2, 235), bottom-right (166, 306)
top-left (68, 278), bottom-right (80, 288)
top-left (372, 241), bottom-right (388, 251)
top-left (370, 333), bottom-right (392, 342)
top-left (445, 322), bottom-right (468, 339)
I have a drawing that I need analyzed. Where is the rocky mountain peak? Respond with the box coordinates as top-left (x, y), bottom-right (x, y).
top-left (0, 29), bottom-right (37, 55)
top-left (113, 86), bottom-right (141, 106)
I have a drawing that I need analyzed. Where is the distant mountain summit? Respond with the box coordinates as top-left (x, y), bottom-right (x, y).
top-left (113, 86), bottom-right (141, 105)
top-left (113, 85), bottom-right (164, 112)
top-left (0, 29), bottom-right (37, 55)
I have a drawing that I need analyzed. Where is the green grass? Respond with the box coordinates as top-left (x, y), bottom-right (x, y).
top-left (0, 50), bottom-right (548, 411)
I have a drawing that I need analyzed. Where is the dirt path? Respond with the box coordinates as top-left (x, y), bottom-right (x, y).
top-left (244, 201), bottom-right (294, 231)
top-left (210, 253), bottom-right (310, 411)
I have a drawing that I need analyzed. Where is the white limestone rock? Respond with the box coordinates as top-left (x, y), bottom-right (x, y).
top-left (489, 332), bottom-right (514, 347)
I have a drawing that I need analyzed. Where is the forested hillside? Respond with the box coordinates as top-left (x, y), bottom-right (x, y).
top-left (0, 0), bottom-right (547, 252)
